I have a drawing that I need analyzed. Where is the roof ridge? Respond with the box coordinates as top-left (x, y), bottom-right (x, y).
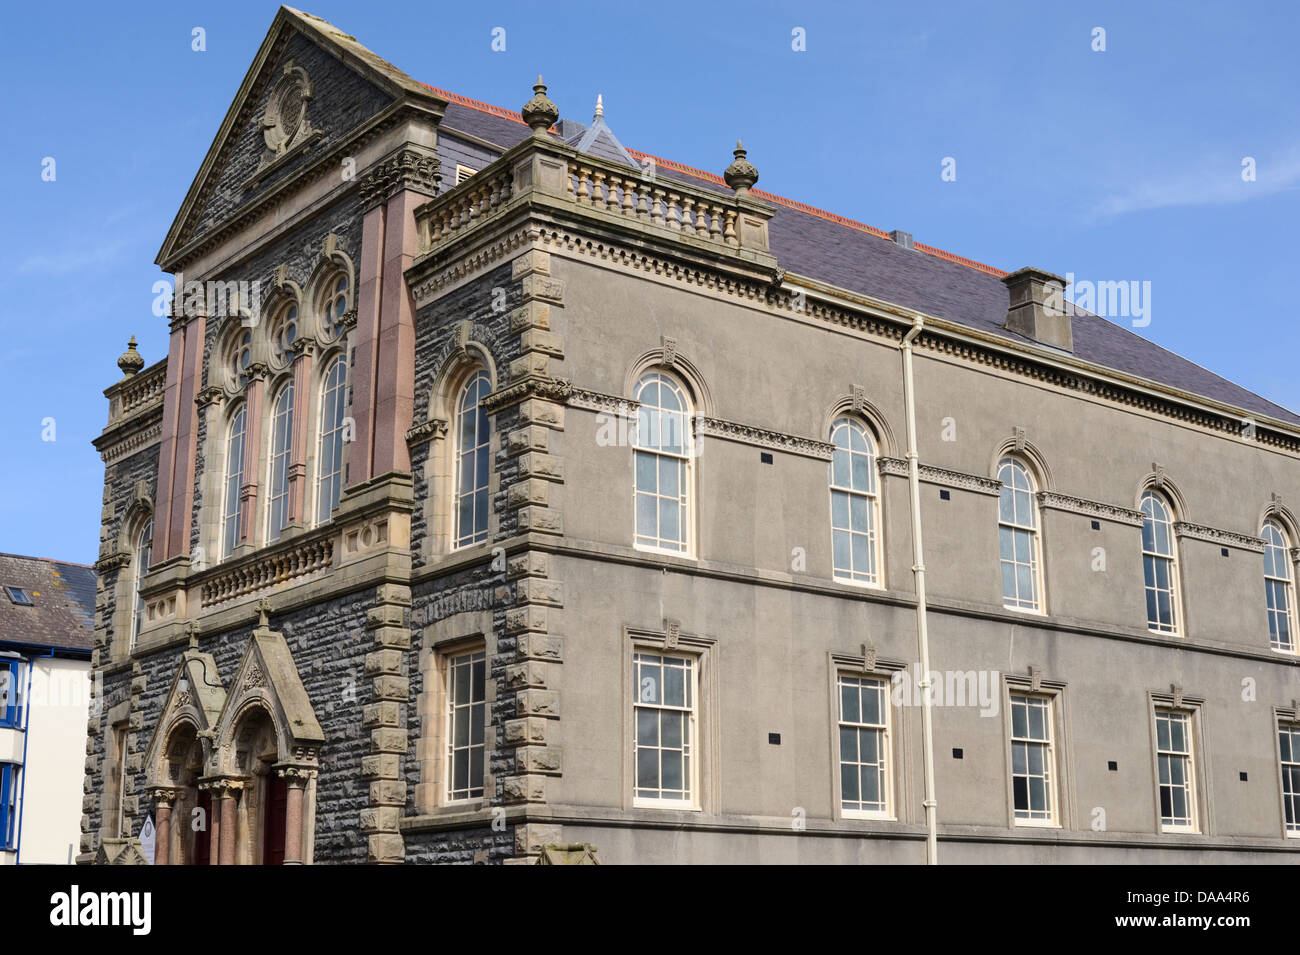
top-left (0, 552), bottom-right (95, 569)
top-left (426, 84), bottom-right (1006, 279)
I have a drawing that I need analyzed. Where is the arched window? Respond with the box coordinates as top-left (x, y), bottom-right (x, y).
top-left (269, 305), bottom-right (299, 369)
top-left (232, 329), bottom-right (252, 389)
top-left (316, 356), bottom-right (347, 525)
top-left (129, 519), bottom-right (153, 650)
top-left (1263, 519), bottom-right (1295, 652)
top-left (633, 371), bottom-right (692, 554)
top-left (321, 274), bottom-right (349, 342)
top-left (453, 371), bottom-right (491, 549)
top-left (1141, 490), bottom-right (1180, 633)
top-left (998, 458), bottom-right (1042, 611)
top-left (267, 383), bottom-right (295, 542)
top-left (222, 406), bottom-right (247, 557)
top-left (829, 417), bottom-right (880, 585)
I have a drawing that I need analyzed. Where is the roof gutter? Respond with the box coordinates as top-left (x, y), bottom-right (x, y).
top-left (900, 314), bottom-right (939, 865)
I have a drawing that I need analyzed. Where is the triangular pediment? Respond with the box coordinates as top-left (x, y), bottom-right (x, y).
top-left (211, 626), bottom-right (324, 771)
top-left (143, 649), bottom-right (226, 787)
top-left (156, 6), bottom-right (446, 270)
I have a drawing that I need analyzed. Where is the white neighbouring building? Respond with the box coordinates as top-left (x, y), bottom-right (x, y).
top-left (0, 554), bottom-right (95, 865)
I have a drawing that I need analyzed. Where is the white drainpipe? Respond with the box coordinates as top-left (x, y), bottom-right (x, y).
top-left (901, 315), bottom-right (939, 865)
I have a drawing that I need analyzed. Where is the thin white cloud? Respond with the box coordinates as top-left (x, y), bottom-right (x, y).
top-left (17, 238), bottom-right (130, 276)
top-left (1092, 147), bottom-right (1300, 219)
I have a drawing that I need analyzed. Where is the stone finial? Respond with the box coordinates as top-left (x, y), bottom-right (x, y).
top-left (117, 336), bottom-right (145, 376)
top-left (594, 94), bottom-right (604, 119)
top-left (522, 75), bottom-right (559, 136)
top-left (724, 140), bottom-right (759, 195)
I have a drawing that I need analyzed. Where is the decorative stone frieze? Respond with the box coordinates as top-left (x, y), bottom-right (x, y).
top-left (358, 148), bottom-right (442, 211)
top-left (695, 417), bottom-right (835, 461)
top-left (1174, 521), bottom-right (1266, 553)
top-left (1037, 491), bottom-right (1145, 527)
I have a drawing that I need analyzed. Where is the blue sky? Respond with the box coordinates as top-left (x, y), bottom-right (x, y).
top-left (1, 0), bottom-right (1297, 564)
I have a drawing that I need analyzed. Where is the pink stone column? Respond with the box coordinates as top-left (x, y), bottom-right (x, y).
top-left (238, 373), bottom-right (266, 544)
top-left (286, 346), bottom-right (314, 524)
top-left (284, 775), bottom-right (306, 865)
top-left (167, 313), bottom-right (206, 560)
top-left (207, 788), bottom-right (221, 865)
top-left (370, 189), bottom-right (423, 478)
top-left (151, 317), bottom-right (189, 562)
top-left (153, 791), bottom-right (173, 866)
top-left (218, 787), bottom-right (237, 865)
top-left (348, 203), bottom-right (387, 488)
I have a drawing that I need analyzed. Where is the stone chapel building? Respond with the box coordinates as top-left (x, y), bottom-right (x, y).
top-left (84, 6), bottom-right (1300, 864)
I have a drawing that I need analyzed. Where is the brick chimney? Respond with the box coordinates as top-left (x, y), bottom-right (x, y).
top-left (1002, 267), bottom-right (1071, 351)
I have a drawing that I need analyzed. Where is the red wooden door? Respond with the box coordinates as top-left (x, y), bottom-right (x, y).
top-left (194, 791), bottom-right (212, 866)
top-left (263, 775), bottom-right (288, 865)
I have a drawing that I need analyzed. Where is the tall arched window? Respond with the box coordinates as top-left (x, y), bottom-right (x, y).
top-left (829, 417), bottom-right (880, 585)
top-left (998, 458), bottom-right (1042, 611)
top-left (1141, 490), bottom-right (1180, 634)
top-left (267, 383), bottom-right (295, 542)
top-left (321, 274), bottom-right (349, 342)
top-left (1263, 519), bottom-right (1295, 652)
top-left (222, 406), bottom-right (247, 557)
top-left (129, 520), bottom-right (153, 650)
top-left (453, 371), bottom-right (491, 549)
top-left (316, 356), bottom-right (347, 525)
top-left (633, 371), bottom-right (692, 554)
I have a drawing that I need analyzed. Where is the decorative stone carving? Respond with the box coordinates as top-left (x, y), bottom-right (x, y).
top-left (405, 418), bottom-right (448, 445)
top-left (1174, 521), bottom-right (1266, 553)
top-left (723, 140), bottom-right (759, 195)
top-left (261, 60), bottom-right (314, 157)
top-left (1037, 491), bottom-right (1145, 527)
top-left (358, 149), bottom-right (442, 209)
top-left (695, 416), bottom-right (835, 461)
top-left (116, 336), bottom-right (145, 376)
top-left (521, 76), bottom-right (559, 134)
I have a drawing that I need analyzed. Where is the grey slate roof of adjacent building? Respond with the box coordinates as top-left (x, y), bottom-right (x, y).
top-left (431, 91), bottom-right (1300, 428)
top-left (0, 554), bottom-right (95, 654)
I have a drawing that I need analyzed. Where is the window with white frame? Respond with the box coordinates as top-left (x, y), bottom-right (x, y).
top-left (444, 649), bottom-right (486, 802)
top-left (837, 673), bottom-right (891, 816)
top-left (829, 418), bottom-right (880, 585)
top-left (453, 371), bottom-right (491, 549)
top-left (266, 383), bottom-right (295, 542)
top-left (1263, 520), bottom-right (1295, 652)
top-left (998, 458), bottom-right (1042, 611)
top-left (316, 356), bottom-right (347, 525)
top-left (222, 406), bottom-right (246, 557)
top-left (129, 519), bottom-right (152, 650)
top-left (633, 371), bottom-right (692, 554)
top-left (1280, 722), bottom-right (1300, 836)
top-left (633, 651), bottom-right (696, 806)
top-left (1009, 693), bottom-right (1056, 824)
top-left (1141, 491), bottom-right (1180, 634)
top-left (1155, 708), bottom-right (1197, 831)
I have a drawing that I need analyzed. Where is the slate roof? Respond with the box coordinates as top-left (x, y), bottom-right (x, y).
top-left (0, 554), bottom-right (95, 654)
top-left (424, 89), bottom-right (1300, 428)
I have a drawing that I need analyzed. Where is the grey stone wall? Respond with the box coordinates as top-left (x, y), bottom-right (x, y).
top-left (410, 262), bottom-right (520, 567)
top-left (193, 31), bottom-right (392, 236)
top-left (122, 588), bottom-right (376, 863)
